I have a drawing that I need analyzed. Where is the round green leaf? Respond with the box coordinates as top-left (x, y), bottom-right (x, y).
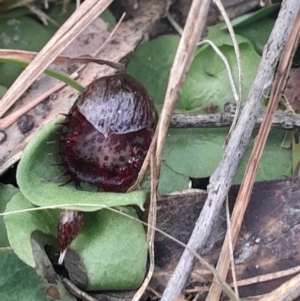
top-left (127, 35), bottom-right (179, 109)
top-left (0, 250), bottom-right (75, 301)
top-left (127, 33), bottom-right (260, 113)
top-left (4, 192), bottom-right (57, 267)
top-left (180, 43), bottom-right (260, 111)
top-left (234, 18), bottom-right (275, 55)
top-left (0, 183), bottom-right (19, 247)
top-left (0, 85), bottom-right (7, 99)
top-left (4, 193), bottom-right (147, 291)
top-left (47, 5), bottom-right (116, 33)
top-left (163, 128), bottom-right (292, 183)
top-left (141, 163), bottom-right (190, 195)
top-left (17, 121), bottom-right (147, 211)
top-left (163, 128), bottom-right (226, 178)
top-left (0, 16), bottom-right (52, 87)
top-left (71, 208), bottom-right (147, 290)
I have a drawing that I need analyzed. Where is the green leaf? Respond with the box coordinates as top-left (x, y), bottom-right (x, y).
top-left (4, 193), bottom-right (147, 291)
top-left (47, 4), bottom-right (116, 33)
top-left (0, 58), bottom-right (84, 92)
top-left (220, 5), bottom-right (279, 55)
top-left (0, 85), bottom-right (7, 99)
top-left (180, 28), bottom-right (260, 111)
top-left (71, 208), bottom-right (147, 290)
top-left (163, 128), bottom-right (226, 178)
top-left (141, 163), bottom-right (190, 195)
top-left (234, 18), bottom-right (275, 55)
top-left (162, 128), bottom-right (292, 183)
top-left (235, 130), bottom-right (292, 183)
top-left (17, 121), bottom-right (147, 211)
top-left (0, 16), bottom-right (52, 87)
top-left (0, 7), bottom-right (32, 19)
top-left (4, 192), bottom-right (57, 267)
top-left (225, 4), bottom-right (279, 29)
top-left (0, 183), bottom-right (19, 247)
top-left (100, 9), bottom-right (117, 27)
top-left (127, 32), bottom-right (260, 113)
top-left (0, 249), bottom-right (76, 301)
top-left (205, 23), bottom-right (251, 48)
top-left (127, 35), bottom-right (180, 109)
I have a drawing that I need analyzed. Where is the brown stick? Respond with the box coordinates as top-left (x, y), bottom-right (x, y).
top-left (170, 110), bottom-right (300, 131)
top-left (259, 272), bottom-right (300, 301)
top-left (206, 8), bottom-right (300, 301)
top-left (158, 0), bottom-right (212, 300)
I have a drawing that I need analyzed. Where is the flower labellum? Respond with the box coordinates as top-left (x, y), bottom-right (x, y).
top-left (56, 74), bottom-right (157, 263)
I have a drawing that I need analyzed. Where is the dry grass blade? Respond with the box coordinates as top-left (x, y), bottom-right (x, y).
top-left (61, 277), bottom-right (98, 301)
top-left (26, 4), bottom-right (59, 26)
top-left (131, 151), bottom-right (157, 301)
top-left (0, 0), bottom-right (113, 118)
top-left (155, 0), bottom-right (211, 172)
top-left (206, 8), bottom-right (300, 301)
top-left (185, 265), bottom-right (300, 294)
top-left (258, 273), bottom-right (300, 301)
top-left (213, 0), bottom-right (243, 144)
top-left (128, 0), bottom-right (212, 193)
top-left (226, 196), bottom-right (239, 298)
top-left (158, 0), bottom-right (212, 300)
top-left (0, 50), bottom-right (124, 70)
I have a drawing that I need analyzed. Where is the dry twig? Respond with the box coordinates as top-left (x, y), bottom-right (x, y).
top-left (61, 277), bottom-right (98, 301)
top-left (186, 264), bottom-right (300, 294)
top-left (169, 110), bottom-right (300, 131)
top-left (258, 272), bottom-right (300, 301)
top-left (131, 150), bottom-right (158, 301)
top-left (226, 196), bottom-right (239, 298)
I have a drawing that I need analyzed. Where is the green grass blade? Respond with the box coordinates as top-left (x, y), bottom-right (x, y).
top-left (0, 58), bottom-right (84, 92)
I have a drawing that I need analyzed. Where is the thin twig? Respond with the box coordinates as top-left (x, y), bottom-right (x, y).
top-left (226, 196), bottom-right (239, 298)
top-left (206, 7), bottom-right (300, 300)
top-left (131, 150), bottom-right (157, 301)
top-left (0, 246), bottom-right (13, 251)
top-left (213, 0), bottom-right (243, 144)
top-left (197, 39), bottom-right (238, 102)
top-left (146, 286), bottom-right (162, 299)
top-left (259, 273), bottom-right (300, 301)
top-left (166, 12), bottom-right (183, 35)
top-left (94, 12), bottom-right (126, 57)
top-left (61, 277), bottom-right (98, 301)
top-left (169, 110), bottom-right (300, 131)
top-left (186, 264), bottom-right (300, 293)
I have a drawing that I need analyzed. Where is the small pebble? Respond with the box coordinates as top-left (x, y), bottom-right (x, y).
top-left (17, 114), bottom-right (35, 134)
top-left (50, 93), bottom-right (58, 100)
top-left (0, 131), bottom-right (7, 144)
top-left (34, 102), bottom-right (47, 116)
